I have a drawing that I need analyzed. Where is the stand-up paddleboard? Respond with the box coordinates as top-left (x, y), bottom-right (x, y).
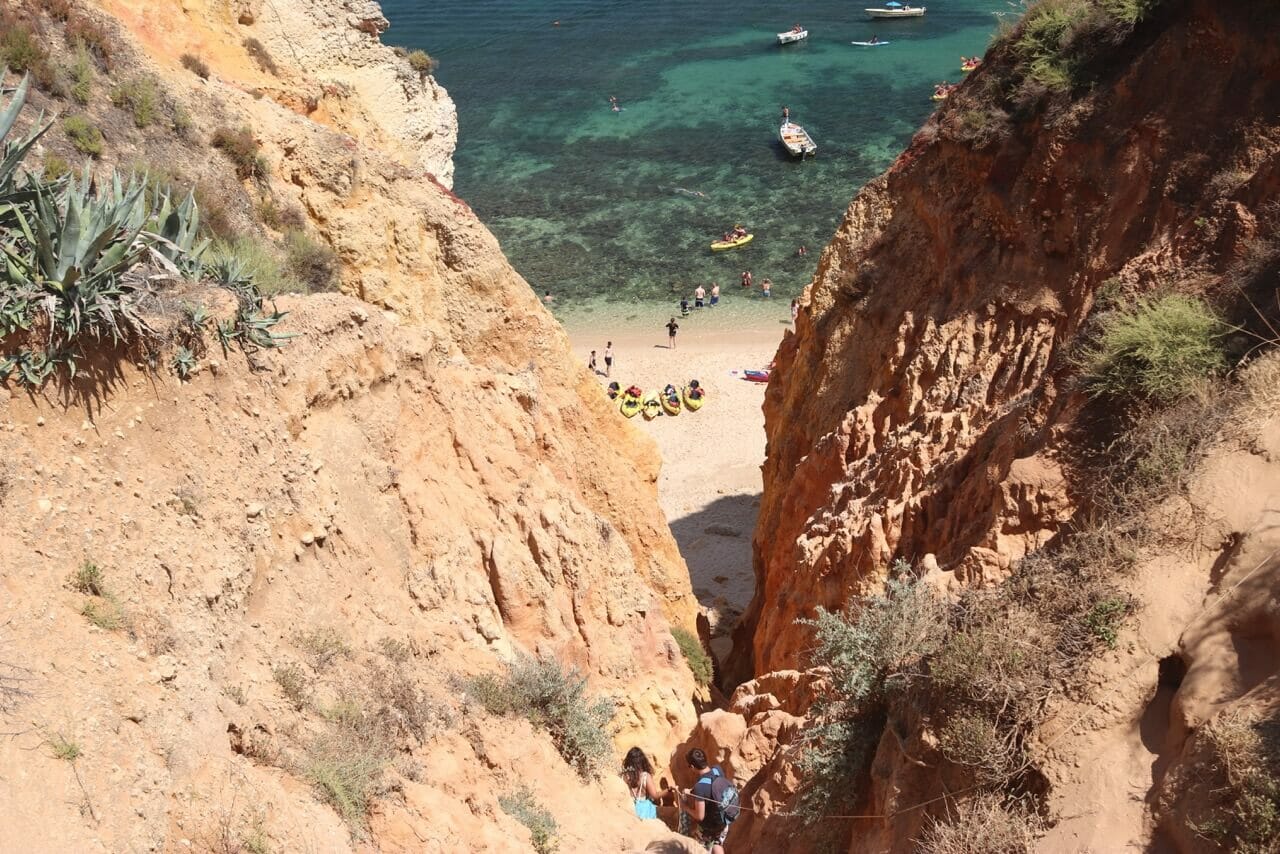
top-left (851, 40), bottom-right (891, 46)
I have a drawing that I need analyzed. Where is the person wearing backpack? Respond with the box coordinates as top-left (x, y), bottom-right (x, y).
top-left (677, 748), bottom-right (739, 852)
top-left (621, 747), bottom-right (666, 820)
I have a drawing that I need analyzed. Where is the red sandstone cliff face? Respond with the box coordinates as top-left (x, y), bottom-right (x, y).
top-left (715, 0), bottom-right (1280, 851)
top-left (735, 0), bottom-right (1280, 679)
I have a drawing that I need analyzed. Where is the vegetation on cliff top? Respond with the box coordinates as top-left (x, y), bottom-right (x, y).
top-left (0, 72), bottom-right (288, 389)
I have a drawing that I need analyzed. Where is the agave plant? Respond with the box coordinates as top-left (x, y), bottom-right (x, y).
top-left (0, 71), bottom-right (49, 227)
top-left (146, 188), bottom-right (209, 277)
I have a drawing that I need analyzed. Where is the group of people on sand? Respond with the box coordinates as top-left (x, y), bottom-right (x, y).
top-left (623, 746), bottom-right (736, 853)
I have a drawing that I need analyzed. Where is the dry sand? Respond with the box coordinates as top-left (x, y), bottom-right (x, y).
top-left (567, 311), bottom-right (787, 644)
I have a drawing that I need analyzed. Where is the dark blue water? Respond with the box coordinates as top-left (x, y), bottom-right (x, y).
top-left (380, 0), bottom-right (1001, 321)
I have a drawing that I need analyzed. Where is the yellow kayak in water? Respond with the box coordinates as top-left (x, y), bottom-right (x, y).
top-left (710, 233), bottom-right (754, 251)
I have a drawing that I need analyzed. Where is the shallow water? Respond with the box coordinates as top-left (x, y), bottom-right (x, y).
top-left (380, 0), bottom-right (1003, 322)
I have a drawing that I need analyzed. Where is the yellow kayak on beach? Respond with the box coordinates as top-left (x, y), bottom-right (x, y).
top-left (711, 233), bottom-right (754, 251)
top-left (683, 383), bottom-right (705, 411)
top-left (619, 391), bottom-right (642, 418)
top-left (641, 393), bottom-right (662, 420)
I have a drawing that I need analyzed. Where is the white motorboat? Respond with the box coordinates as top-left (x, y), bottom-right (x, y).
top-left (777, 28), bottom-right (809, 44)
top-left (866, 3), bottom-right (925, 18)
top-left (780, 122), bottom-right (816, 157)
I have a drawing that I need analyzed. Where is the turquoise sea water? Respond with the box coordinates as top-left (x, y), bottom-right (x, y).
top-left (380, 0), bottom-right (1002, 324)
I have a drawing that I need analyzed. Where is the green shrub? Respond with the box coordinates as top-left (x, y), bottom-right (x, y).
top-left (210, 238), bottom-right (290, 296)
top-left (0, 22), bottom-right (47, 75)
top-left (211, 126), bottom-right (268, 181)
top-left (406, 49), bottom-right (434, 79)
top-left (1077, 294), bottom-right (1225, 402)
top-left (46, 732), bottom-right (82, 762)
top-left (180, 52), bottom-right (210, 79)
top-left (499, 787), bottom-right (558, 854)
top-left (466, 656), bottom-right (614, 779)
top-left (81, 595), bottom-right (127, 631)
top-left (172, 104), bottom-right (193, 139)
top-left (42, 154), bottom-right (71, 181)
top-left (304, 729), bottom-right (389, 831)
top-left (671, 627), bottom-right (712, 687)
top-left (69, 560), bottom-right (105, 595)
top-left (110, 76), bottom-right (160, 127)
top-left (242, 37), bottom-right (278, 75)
top-left (284, 230), bottom-right (339, 293)
top-left (65, 43), bottom-right (94, 103)
top-left (797, 576), bottom-right (948, 818)
top-left (62, 114), bottom-right (103, 156)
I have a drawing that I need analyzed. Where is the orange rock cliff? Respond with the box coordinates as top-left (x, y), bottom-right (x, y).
top-left (2, 0), bottom-right (1280, 851)
top-left (0, 0), bottom-right (705, 850)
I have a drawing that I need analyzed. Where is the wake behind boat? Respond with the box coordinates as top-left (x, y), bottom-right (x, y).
top-left (866, 2), bottom-right (925, 18)
top-left (780, 121), bottom-right (817, 158)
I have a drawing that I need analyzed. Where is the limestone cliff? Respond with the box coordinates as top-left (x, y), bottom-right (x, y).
top-left (0, 0), bottom-right (704, 850)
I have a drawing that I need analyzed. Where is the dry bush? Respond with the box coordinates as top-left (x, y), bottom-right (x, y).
top-left (64, 13), bottom-right (115, 71)
top-left (939, 712), bottom-right (1021, 785)
top-left (1236, 351), bottom-right (1280, 437)
top-left (212, 127), bottom-right (269, 181)
top-left (180, 52), bottom-right (210, 79)
top-left (1194, 709), bottom-right (1280, 852)
top-left (303, 726), bottom-right (390, 832)
top-left (283, 230), bottom-right (339, 293)
top-left (365, 662), bottom-right (451, 743)
top-left (272, 663), bottom-right (310, 710)
top-left (110, 75), bottom-right (160, 127)
top-left (294, 627), bottom-right (350, 671)
top-left (1207, 168), bottom-right (1252, 199)
top-left (917, 794), bottom-right (1041, 854)
top-left (34, 0), bottom-right (73, 22)
top-left (242, 37), bottom-right (278, 75)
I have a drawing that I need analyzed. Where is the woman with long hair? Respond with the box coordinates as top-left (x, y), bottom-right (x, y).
top-left (622, 747), bottom-right (666, 820)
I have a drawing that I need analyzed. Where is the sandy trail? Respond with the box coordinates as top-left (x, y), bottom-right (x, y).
top-left (568, 315), bottom-right (784, 646)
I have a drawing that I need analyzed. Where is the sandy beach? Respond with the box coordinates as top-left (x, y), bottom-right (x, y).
top-left (567, 309), bottom-right (786, 647)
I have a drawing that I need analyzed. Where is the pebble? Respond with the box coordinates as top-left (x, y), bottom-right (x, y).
top-left (300, 532), bottom-right (315, 546)
top-left (36, 499), bottom-right (52, 513)
top-left (35, 416), bottom-right (44, 426)
top-left (246, 503), bottom-right (265, 519)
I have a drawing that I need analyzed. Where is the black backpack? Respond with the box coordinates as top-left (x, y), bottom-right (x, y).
top-left (697, 767), bottom-right (741, 833)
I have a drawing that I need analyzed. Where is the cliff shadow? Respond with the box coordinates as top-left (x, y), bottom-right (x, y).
top-left (668, 491), bottom-right (761, 640)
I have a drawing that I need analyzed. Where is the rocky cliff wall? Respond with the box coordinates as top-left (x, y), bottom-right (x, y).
top-left (735, 0), bottom-right (1280, 678)
top-left (0, 0), bottom-right (705, 849)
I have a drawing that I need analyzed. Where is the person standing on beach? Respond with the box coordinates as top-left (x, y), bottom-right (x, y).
top-left (710, 283), bottom-right (720, 306)
top-left (589, 350), bottom-right (598, 373)
top-left (604, 341), bottom-right (614, 377)
top-left (694, 284), bottom-right (706, 308)
top-left (666, 318), bottom-right (679, 349)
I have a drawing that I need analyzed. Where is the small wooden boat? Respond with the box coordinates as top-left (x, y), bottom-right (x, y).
top-left (777, 28), bottom-right (808, 45)
top-left (780, 122), bottom-right (817, 157)
top-left (866, 3), bottom-right (925, 18)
